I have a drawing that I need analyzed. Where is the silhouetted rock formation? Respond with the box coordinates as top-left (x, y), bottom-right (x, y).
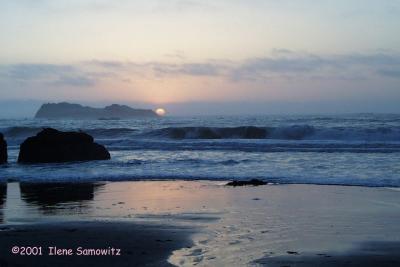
top-left (18, 128), bottom-right (110, 163)
top-left (35, 102), bottom-right (158, 119)
top-left (0, 133), bottom-right (7, 164)
top-left (0, 183), bottom-right (6, 206)
top-left (0, 183), bottom-right (6, 223)
top-left (226, 179), bottom-right (266, 187)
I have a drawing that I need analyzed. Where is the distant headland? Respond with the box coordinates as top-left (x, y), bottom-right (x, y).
top-left (35, 102), bottom-right (158, 119)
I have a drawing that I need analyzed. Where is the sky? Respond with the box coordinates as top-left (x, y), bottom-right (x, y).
top-left (0, 0), bottom-right (399, 116)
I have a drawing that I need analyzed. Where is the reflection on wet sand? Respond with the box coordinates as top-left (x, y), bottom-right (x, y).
top-left (1, 181), bottom-right (225, 225)
top-left (0, 183), bottom-right (6, 223)
top-left (1, 181), bottom-right (400, 267)
top-left (19, 183), bottom-right (103, 213)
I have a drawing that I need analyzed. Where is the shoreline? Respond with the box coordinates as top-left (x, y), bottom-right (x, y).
top-left (1, 181), bottom-right (400, 266)
top-left (2, 177), bottom-right (400, 189)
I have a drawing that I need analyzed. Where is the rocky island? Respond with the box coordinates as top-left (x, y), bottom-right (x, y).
top-left (35, 102), bottom-right (158, 119)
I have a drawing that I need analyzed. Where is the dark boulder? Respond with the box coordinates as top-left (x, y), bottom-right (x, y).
top-left (18, 128), bottom-right (110, 163)
top-left (0, 133), bottom-right (7, 164)
top-left (226, 179), bottom-right (267, 187)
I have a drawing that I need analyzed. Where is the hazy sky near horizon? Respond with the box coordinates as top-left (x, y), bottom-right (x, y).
top-left (1, 0), bottom-right (400, 114)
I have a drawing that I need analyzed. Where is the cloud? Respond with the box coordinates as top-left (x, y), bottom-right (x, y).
top-left (1, 51), bottom-right (399, 91)
top-left (230, 52), bottom-right (400, 81)
top-left (338, 53), bottom-right (400, 66)
top-left (1, 63), bottom-right (96, 87)
top-left (179, 63), bottom-right (222, 76)
top-left (150, 63), bottom-right (222, 76)
top-left (377, 69), bottom-right (400, 78)
top-left (86, 60), bottom-right (126, 69)
top-left (164, 50), bottom-right (186, 60)
top-left (51, 75), bottom-right (95, 87)
top-left (231, 55), bottom-right (326, 81)
top-left (85, 60), bottom-right (223, 77)
top-left (7, 64), bottom-right (74, 80)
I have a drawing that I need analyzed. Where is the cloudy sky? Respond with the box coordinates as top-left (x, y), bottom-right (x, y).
top-left (0, 0), bottom-right (399, 115)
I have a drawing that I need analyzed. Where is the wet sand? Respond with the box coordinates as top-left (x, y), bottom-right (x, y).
top-left (1, 181), bottom-right (400, 266)
top-left (254, 241), bottom-right (400, 267)
top-left (0, 221), bottom-right (194, 267)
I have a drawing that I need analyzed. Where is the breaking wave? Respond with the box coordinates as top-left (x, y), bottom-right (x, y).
top-left (2, 125), bottom-right (400, 143)
top-left (145, 125), bottom-right (400, 141)
top-left (85, 128), bottom-right (137, 137)
top-left (2, 126), bottom-right (43, 138)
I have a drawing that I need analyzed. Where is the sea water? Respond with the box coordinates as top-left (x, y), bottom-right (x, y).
top-left (0, 114), bottom-right (399, 187)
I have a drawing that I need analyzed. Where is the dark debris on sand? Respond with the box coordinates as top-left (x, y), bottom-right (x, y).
top-left (226, 179), bottom-right (267, 187)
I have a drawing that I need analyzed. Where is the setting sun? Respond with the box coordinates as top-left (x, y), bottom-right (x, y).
top-left (155, 108), bottom-right (166, 116)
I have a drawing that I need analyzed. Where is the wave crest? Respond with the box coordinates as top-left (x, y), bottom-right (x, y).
top-left (146, 125), bottom-right (400, 141)
top-left (148, 125), bottom-right (314, 140)
top-left (3, 127), bottom-right (42, 138)
top-left (86, 128), bottom-right (136, 137)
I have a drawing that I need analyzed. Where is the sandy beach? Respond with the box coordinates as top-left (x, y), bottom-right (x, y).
top-left (0, 181), bottom-right (400, 266)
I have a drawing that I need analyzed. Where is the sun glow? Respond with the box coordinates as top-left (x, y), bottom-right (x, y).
top-left (156, 108), bottom-right (166, 116)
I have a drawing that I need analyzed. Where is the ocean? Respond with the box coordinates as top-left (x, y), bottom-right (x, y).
top-left (1, 114), bottom-right (399, 187)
